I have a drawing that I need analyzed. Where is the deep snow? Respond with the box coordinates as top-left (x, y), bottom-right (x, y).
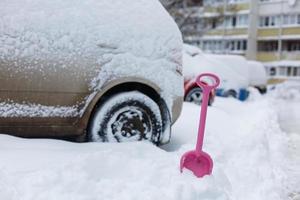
top-left (268, 80), bottom-right (300, 199)
top-left (1, 83), bottom-right (298, 200)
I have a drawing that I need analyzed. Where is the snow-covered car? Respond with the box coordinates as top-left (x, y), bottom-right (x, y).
top-left (183, 44), bottom-right (249, 101)
top-left (184, 78), bottom-right (216, 106)
top-left (247, 61), bottom-right (268, 94)
top-left (207, 54), bottom-right (250, 100)
top-left (0, 0), bottom-right (183, 145)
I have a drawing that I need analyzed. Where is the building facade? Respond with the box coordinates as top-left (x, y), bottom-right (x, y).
top-left (163, 0), bottom-right (300, 80)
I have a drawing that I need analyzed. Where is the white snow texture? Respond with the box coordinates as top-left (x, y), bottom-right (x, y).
top-left (0, 83), bottom-right (295, 200)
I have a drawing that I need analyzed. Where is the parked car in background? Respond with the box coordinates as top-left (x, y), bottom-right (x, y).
top-left (207, 54), bottom-right (250, 100)
top-left (182, 44), bottom-right (215, 105)
top-left (183, 44), bottom-right (250, 102)
top-left (184, 77), bottom-right (216, 105)
top-left (247, 61), bottom-right (268, 94)
top-left (0, 0), bottom-right (183, 145)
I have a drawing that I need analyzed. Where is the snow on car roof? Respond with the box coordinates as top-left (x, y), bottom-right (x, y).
top-left (247, 61), bottom-right (267, 86)
top-left (208, 54), bottom-right (250, 79)
top-left (183, 45), bottom-right (249, 89)
top-left (0, 0), bottom-right (180, 60)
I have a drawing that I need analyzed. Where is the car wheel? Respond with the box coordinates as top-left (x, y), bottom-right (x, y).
top-left (224, 90), bottom-right (237, 98)
top-left (88, 91), bottom-right (163, 144)
top-left (185, 87), bottom-right (203, 105)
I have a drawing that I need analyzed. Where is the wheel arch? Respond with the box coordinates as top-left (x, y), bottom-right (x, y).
top-left (77, 79), bottom-right (171, 143)
top-left (184, 81), bottom-right (198, 99)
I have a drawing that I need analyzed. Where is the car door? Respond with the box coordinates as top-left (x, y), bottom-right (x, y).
top-left (0, 55), bottom-right (90, 135)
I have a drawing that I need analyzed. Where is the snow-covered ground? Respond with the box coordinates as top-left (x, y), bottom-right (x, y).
top-left (268, 80), bottom-right (300, 200)
top-left (0, 82), bottom-right (299, 200)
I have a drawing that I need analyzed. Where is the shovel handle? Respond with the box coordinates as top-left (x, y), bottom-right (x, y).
top-left (195, 73), bottom-right (220, 153)
top-left (196, 73), bottom-right (220, 93)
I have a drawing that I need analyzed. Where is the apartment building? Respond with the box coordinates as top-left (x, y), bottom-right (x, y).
top-left (166, 0), bottom-right (300, 80)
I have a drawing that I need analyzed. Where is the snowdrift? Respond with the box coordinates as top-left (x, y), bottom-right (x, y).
top-left (0, 95), bottom-right (289, 200)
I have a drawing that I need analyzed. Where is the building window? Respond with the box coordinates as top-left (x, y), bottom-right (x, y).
top-left (264, 17), bottom-right (269, 26)
top-left (237, 15), bottom-right (248, 27)
top-left (185, 0), bottom-right (203, 7)
top-left (269, 67), bottom-right (276, 76)
top-left (283, 40), bottom-right (300, 51)
top-left (225, 15), bottom-right (248, 28)
top-left (232, 16), bottom-right (237, 27)
top-left (258, 41), bottom-right (278, 52)
top-left (212, 19), bottom-right (217, 29)
top-left (282, 13), bottom-right (300, 26)
top-left (283, 15), bottom-right (289, 25)
top-left (226, 40), bottom-right (247, 51)
top-left (293, 67), bottom-right (298, 76)
top-left (287, 67), bottom-right (293, 76)
top-left (201, 40), bottom-right (247, 53)
top-left (259, 15), bottom-right (280, 27)
top-left (279, 67), bottom-right (286, 76)
top-left (259, 13), bottom-right (300, 27)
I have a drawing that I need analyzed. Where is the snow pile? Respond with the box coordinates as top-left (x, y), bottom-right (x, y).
top-left (0, 0), bottom-right (183, 116)
top-left (269, 80), bottom-right (300, 134)
top-left (286, 133), bottom-right (300, 199)
top-left (0, 136), bottom-right (231, 200)
top-left (166, 98), bottom-right (288, 200)
top-left (0, 95), bottom-right (290, 200)
top-left (267, 80), bottom-right (300, 198)
top-left (269, 80), bottom-right (300, 101)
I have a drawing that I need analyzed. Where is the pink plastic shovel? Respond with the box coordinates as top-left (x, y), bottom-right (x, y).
top-left (180, 73), bottom-right (220, 178)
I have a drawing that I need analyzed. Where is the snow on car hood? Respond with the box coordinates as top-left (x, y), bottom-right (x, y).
top-left (0, 0), bottom-right (183, 117)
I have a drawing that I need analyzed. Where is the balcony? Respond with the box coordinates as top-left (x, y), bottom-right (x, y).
top-left (257, 27), bottom-right (300, 39)
top-left (203, 2), bottom-right (250, 14)
top-left (257, 28), bottom-right (280, 38)
top-left (225, 28), bottom-right (248, 35)
top-left (282, 27), bottom-right (300, 36)
top-left (281, 51), bottom-right (300, 60)
top-left (256, 52), bottom-right (280, 62)
top-left (205, 27), bottom-right (248, 36)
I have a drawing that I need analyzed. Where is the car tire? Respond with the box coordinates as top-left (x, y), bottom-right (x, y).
top-left (185, 87), bottom-right (213, 106)
top-left (224, 90), bottom-right (237, 98)
top-left (88, 91), bottom-right (163, 144)
top-left (185, 87), bottom-right (203, 105)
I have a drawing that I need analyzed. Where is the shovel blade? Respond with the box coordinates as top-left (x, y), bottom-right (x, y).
top-left (180, 150), bottom-right (213, 178)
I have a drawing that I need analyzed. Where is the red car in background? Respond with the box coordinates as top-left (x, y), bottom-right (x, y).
top-left (184, 77), bottom-right (216, 106)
